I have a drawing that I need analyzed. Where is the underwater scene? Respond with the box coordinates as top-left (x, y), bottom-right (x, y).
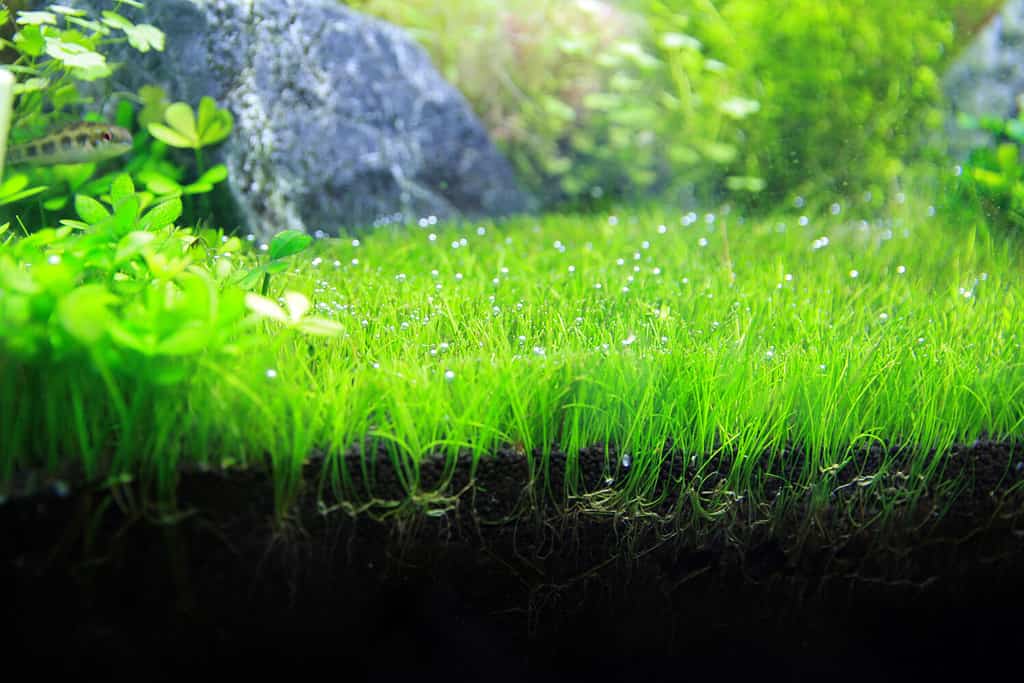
top-left (2, 0), bottom-right (1023, 680)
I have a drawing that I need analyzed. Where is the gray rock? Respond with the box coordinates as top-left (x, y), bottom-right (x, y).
top-left (68, 0), bottom-right (534, 236)
top-left (943, 1), bottom-right (1024, 160)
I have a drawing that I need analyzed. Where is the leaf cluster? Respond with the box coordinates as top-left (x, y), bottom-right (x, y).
top-left (957, 106), bottom-right (1024, 231)
top-left (1, 170), bottom-right (340, 388)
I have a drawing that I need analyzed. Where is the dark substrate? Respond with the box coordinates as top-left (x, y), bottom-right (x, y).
top-left (3, 440), bottom-right (1024, 681)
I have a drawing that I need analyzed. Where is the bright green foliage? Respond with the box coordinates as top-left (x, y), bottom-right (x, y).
top-left (3, 193), bottom-right (1021, 513)
top-left (0, 168), bottom-right (339, 489)
top-left (684, 0), bottom-right (955, 202)
top-left (347, 0), bottom-right (978, 208)
top-left (957, 107), bottom-right (1024, 231)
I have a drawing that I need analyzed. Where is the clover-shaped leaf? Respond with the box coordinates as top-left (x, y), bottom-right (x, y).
top-left (245, 291), bottom-right (342, 336)
top-left (148, 97), bottom-right (232, 149)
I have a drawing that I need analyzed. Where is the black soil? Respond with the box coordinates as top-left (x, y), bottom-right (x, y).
top-left (4, 440), bottom-right (1024, 681)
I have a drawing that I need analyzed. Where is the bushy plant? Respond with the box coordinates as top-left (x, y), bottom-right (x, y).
top-left (956, 104), bottom-right (1024, 230)
top-left (350, 0), bottom-right (983, 209)
top-left (0, 4), bottom-right (340, 487)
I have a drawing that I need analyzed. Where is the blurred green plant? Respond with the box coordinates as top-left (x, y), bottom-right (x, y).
top-left (957, 104), bottom-right (1024, 230)
top-left (348, 0), bottom-right (983, 209)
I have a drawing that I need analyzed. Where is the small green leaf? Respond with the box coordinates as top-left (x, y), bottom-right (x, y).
top-left (268, 229), bottom-right (312, 261)
top-left (137, 170), bottom-right (182, 195)
top-left (124, 24), bottom-right (164, 53)
top-left (115, 231), bottom-right (156, 264)
top-left (245, 293), bottom-right (289, 322)
top-left (156, 324), bottom-right (210, 355)
top-left (147, 122), bottom-right (194, 148)
top-left (138, 198), bottom-right (183, 231)
top-left (57, 284), bottom-right (117, 345)
top-left (13, 25), bottom-right (45, 56)
top-left (16, 11), bottom-right (57, 26)
top-left (182, 182), bottom-right (214, 195)
top-left (296, 317), bottom-right (343, 336)
top-left (110, 174), bottom-right (135, 204)
top-left (283, 291), bottom-right (310, 321)
top-left (75, 194), bottom-right (111, 223)
top-left (45, 38), bottom-right (106, 70)
top-left (112, 195), bottom-right (140, 234)
top-left (196, 164), bottom-right (228, 185)
top-left (196, 96), bottom-right (233, 146)
top-left (164, 102), bottom-right (198, 144)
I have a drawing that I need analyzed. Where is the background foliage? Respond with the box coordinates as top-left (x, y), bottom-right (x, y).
top-left (347, 0), bottom-right (1002, 209)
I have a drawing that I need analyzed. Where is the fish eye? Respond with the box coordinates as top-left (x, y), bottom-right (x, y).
top-left (102, 131), bottom-right (112, 141)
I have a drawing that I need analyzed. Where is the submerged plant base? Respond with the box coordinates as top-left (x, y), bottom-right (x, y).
top-left (5, 441), bottom-right (1024, 679)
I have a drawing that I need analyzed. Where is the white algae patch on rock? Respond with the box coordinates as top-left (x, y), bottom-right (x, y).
top-left (70, 0), bottom-right (534, 237)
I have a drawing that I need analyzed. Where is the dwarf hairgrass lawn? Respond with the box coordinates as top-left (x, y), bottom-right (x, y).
top-left (3, 195), bottom-right (1023, 521)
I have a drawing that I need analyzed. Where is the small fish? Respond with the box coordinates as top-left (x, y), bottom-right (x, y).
top-left (5, 122), bottom-right (133, 166)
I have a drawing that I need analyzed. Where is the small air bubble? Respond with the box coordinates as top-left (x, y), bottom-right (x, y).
top-left (265, 368), bottom-right (278, 379)
top-left (896, 265), bottom-right (906, 274)
top-left (428, 233), bottom-right (437, 242)
top-left (849, 270), bottom-right (859, 279)
top-left (46, 254), bottom-right (60, 265)
top-left (698, 237), bottom-right (708, 247)
top-left (444, 370), bottom-right (456, 382)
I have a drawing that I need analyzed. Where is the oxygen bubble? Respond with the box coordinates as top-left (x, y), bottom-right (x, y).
top-left (896, 265), bottom-right (906, 274)
top-left (428, 233), bottom-right (437, 242)
top-left (830, 203), bottom-right (841, 215)
top-left (477, 226), bottom-right (487, 236)
top-left (698, 238), bottom-right (708, 247)
top-left (799, 216), bottom-right (809, 226)
top-left (265, 368), bottom-right (278, 379)
top-left (608, 215), bottom-right (619, 226)
top-left (259, 243), bottom-right (269, 252)
top-left (395, 273), bottom-right (406, 282)
top-left (351, 239), bottom-right (360, 247)
top-left (622, 334), bottom-right (636, 346)
top-left (879, 312), bottom-right (889, 321)
top-left (351, 258), bottom-right (359, 265)
top-left (849, 270), bottom-right (859, 279)
top-left (533, 346), bottom-right (546, 356)
top-left (785, 273), bottom-right (793, 281)
top-left (46, 254), bottom-right (60, 265)
top-left (455, 272), bottom-right (463, 281)
top-left (311, 257), bottom-right (323, 267)
top-left (568, 265), bottom-right (576, 273)
top-left (621, 454), bottom-right (632, 469)
top-left (658, 225), bottom-right (667, 234)
top-left (431, 269), bottom-right (440, 278)
top-left (444, 370), bottom-right (456, 382)
top-left (333, 260), bottom-right (342, 269)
